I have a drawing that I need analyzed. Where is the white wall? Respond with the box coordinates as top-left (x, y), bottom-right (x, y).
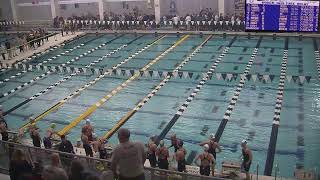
top-left (159, 0), bottom-right (219, 17)
top-left (17, 5), bottom-right (52, 21)
top-left (59, 2), bottom-right (99, 18)
top-left (104, 1), bottom-right (154, 15)
top-left (0, 0), bottom-right (13, 20)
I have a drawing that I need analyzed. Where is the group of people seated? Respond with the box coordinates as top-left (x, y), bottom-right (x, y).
top-left (0, 29), bottom-right (49, 61)
top-left (0, 102), bottom-right (253, 179)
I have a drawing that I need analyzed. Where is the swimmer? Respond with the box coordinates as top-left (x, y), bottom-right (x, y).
top-left (175, 140), bottom-right (187, 172)
top-left (199, 134), bottom-right (221, 176)
top-left (0, 105), bottom-right (8, 128)
top-left (30, 126), bottom-right (41, 147)
top-left (0, 120), bottom-right (8, 141)
top-left (195, 144), bottom-right (215, 176)
top-left (43, 123), bottom-right (56, 149)
top-left (240, 140), bottom-right (252, 180)
top-left (147, 136), bottom-right (157, 168)
top-left (82, 135), bottom-right (93, 157)
top-left (156, 140), bottom-right (169, 170)
top-left (82, 119), bottom-right (94, 141)
top-left (168, 133), bottom-right (180, 152)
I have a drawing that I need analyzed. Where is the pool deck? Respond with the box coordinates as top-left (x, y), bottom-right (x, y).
top-left (0, 31), bottom-right (85, 66)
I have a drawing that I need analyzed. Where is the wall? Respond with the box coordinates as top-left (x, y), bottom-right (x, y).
top-left (17, 5), bottom-right (52, 21)
top-left (159, 0), bottom-right (219, 17)
top-left (0, 0), bottom-right (13, 20)
top-left (59, 2), bottom-right (99, 18)
top-left (104, 1), bottom-right (154, 15)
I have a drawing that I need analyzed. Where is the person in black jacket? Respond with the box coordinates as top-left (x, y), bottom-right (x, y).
top-left (58, 135), bottom-right (74, 153)
top-left (9, 149), bottom-right (33, 180)
top-left (58, 135), bottom-right (74, 166)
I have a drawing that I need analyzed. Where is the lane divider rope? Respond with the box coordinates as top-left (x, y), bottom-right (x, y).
top-left (155, 36), bottom-right (238, 143)
top-left (264, 38), bottom-right (289, 176)
top-left (214, 36), bottom-right (263, 142)
top-left (57, 35), bottom-right (190, 136)
top-left (102, 35), bottom-right (213, 140)
top-left (0, 35), bottom-right (124, 99)
top-left (19, 35), bottom-right (167, 130)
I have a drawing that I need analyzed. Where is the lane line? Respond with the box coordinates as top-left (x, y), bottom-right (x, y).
top-left (0, 35), bottom-right (125, 99)
top-left (102, 35), bottom-right (213, 140)
top-left (264, 37), bottom-right (289, 176)
top-left (214, 36), bottom-right (263, 142)
top-left (57, 35), bottom-right (190, 136)
top-left (19, 35), bottom-right (167, 130)
top-left (155, 36), bottom-right (238, 144)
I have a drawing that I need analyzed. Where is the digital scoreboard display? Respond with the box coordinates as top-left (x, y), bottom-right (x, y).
top-left (245, 0), bottom-right (319, 32)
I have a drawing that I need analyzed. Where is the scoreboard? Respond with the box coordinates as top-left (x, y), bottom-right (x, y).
top-left (245, 0), bottom-right (319, 32)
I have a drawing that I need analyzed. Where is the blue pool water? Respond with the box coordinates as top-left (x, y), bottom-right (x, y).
top-left (0, 33), bottom-right (319, 177)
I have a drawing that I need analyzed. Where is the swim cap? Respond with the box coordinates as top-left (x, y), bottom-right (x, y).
top-left (203, 144), bottom-right (209, 151)
top-left (86, 119), bottom-right (91, 123)
top-left (159, 140), bottom-right (164, 146)
top-left (241, 139), bottom-right (247, 145)
top-left (209, 133), bottom-right (215, 140)
top-left (50, 123), bottom-right (56, 129)
top-left (0, 105), bottom-right (3, 110)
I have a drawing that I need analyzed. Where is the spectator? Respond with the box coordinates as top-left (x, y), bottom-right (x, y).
top-left (111, 128), bottom-right (146, 180)
top-left (50, 153), bottom-right (62, 168)
top-left (169, 133), bottom-right (180, 152)
top-left (9, 149), bottom-right (33, 180)
top-left (42, 166), bottom-right (68, 180)
top-left (0, 43), bottom-right (6, 60)
top-left (58, 134), bottom-right (74, 154)
top-left (69, 159), bottom-right (84, 180)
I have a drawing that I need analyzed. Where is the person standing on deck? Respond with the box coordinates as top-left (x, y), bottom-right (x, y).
top-left (199, 134), bottom-right (221, 176)
top-left (240, 140), bottom-right (252, 180)
top-left (147, 136), bottom-right (157, 168)
top-left (175, 140), bottom-right (187, 172)
top-left (0, 43), bottom-right (6, 60)
top-left (82, 119), bottom-right (94, 141)
top-left (111, 128), bottom-right (146, 180)
top-left (169, 133), bottom-right (180, 152)
top-left (195, 144), bottom-right (215, 176)
top-left (0, 120), bottom-right (9, 141)
top-left (43, 123), bottom-right (56, 149)
top-left (156, 140), bottom-right (169, 170)
top-left (0, 105), bottom-right (8, 128)
top-left (30, 125), bottom-right (41, 147)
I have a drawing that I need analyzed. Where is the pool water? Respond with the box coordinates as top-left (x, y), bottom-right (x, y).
top-left (1, 33), bottom-right (319, 177)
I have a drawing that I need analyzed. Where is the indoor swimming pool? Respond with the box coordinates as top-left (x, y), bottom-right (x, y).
top-left (0, 33), bottom-right (319, 177)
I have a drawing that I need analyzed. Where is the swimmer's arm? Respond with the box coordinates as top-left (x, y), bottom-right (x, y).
top-left (216, 143), bottom-right (222, 153)
top-left (195, 155), bottom-right (201, 166)
top-left (198, 141), bottom-right (209, 146)
top-left (247, 150), bottom-right (253, 164)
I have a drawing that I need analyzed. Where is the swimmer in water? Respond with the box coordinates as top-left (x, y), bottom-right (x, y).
top-left (43, 123), bottom-right (56, 149)
top-left (199, 134), bottom-right (221, 176)
top-left (147, 136), bottom-right (157, 168)
top-left (195, 144), bottom-right (215, 176)
top-left (156, 140), bottom-right (169, 170)
top-left (175, 140), bottom-right (187, 172)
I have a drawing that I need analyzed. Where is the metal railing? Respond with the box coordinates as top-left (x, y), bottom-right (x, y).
top-left (0, 140), bottom-right (228, 180)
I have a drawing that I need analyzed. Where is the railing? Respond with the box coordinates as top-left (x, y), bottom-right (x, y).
top-left (0, 140), bottom-right (227, 180)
